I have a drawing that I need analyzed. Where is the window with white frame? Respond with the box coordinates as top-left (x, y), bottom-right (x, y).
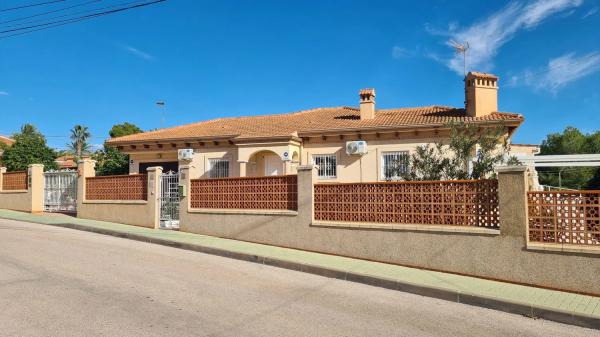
top-left (381, 151), bottom-right (409, 180)
top-left (208, 159), bottom-right (229, 178)
top-left (313, 154), bottom-right (337, 179)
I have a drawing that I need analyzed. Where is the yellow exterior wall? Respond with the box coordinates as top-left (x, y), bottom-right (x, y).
top-left (303, 136), bottom-right (447, 182)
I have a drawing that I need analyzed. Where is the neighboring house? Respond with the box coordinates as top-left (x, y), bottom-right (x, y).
top-left (0, 135), bottom-right (14, 157)
top-left (55, 155), bottom-right (88, 169)
top-left (107, 72), bottom-right (524, 182)
top-left (509, 143), bottom-right (540, 156)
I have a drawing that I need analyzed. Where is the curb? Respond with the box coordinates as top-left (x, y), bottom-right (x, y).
top-left (21, 220), bottom-right (600, 330)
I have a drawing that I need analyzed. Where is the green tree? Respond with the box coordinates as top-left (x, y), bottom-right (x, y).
top-left (1, 124), bottom-right (58, 171)
top-left (67, 125), bottom-right (91, 161)
top-left (109, 122), bottom-right (143, 138)
top-left (399, 122), bottom-right (509, 181)
top-left (93, 123), bottom-right (143, 176)
top-left (538, 127), bottom-right (600, 189)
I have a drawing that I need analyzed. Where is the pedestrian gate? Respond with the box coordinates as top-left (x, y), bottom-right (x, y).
top-left (159, 171), bottom-right (180, 229)
top-left (44, 169), bottom-right (78, 213)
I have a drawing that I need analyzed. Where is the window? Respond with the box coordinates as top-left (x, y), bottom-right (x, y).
top-left (313, 154), bottom-right (337, 179)
top-left (381, 151), bottom-right (409, 181)
top-left (208, 159), bottom-right (229, 178)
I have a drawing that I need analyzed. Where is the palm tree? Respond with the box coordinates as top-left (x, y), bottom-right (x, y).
top-left (68, 125), bottom-right (91, 161)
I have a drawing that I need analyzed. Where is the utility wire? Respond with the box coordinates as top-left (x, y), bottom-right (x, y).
top-left (0, 0), bottom-right (100, 26)
top-left (0, 0), bottom-right (165, 38)
top-left (0, 0), bottom-right (149, 28)
top-left (0, 0), bottom-right (66, 13)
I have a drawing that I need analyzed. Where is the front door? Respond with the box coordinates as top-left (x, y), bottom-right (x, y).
top-left (264, 155), bottom-right (281, 176)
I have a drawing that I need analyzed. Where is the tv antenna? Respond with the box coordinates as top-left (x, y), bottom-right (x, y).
top-left (449, 40), bottom-right (469, 77)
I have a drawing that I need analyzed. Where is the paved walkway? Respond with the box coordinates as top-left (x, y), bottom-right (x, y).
top-left (0, 209), bottom-right (599, 329)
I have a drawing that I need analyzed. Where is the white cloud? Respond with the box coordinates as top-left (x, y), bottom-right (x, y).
top-left (582, 6), bottom-right (598, 18)
top-left (0, 91), bottom-right (8, 96)
top-left (122, 45), bottom-right (154, 61)
top-left (392, 45), bottom-right (423, 59)
top-left (427, 0), bottom-right (583, 75)
top-left (392, 46), bottom-right (409, 59)
top-left (513, 52), bottom-right (600, 93)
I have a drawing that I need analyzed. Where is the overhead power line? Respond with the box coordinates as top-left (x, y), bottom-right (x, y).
top-left (0, 0), bottom-right (100, 26)
top-left (0, 0), bottom-right (66, 13)
top-left (0, 0), bottom-right (148, 29)
top-left (0, 0), bottom-right (166, 39)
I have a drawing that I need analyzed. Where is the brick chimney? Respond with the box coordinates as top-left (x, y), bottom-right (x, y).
top-left (359, 88), bottom-right (376, 120)
top-left (465, 72), bottom-right (498, 117)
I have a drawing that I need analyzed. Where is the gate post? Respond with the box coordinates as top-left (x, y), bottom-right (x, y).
top-left (0, 167), bottom-right (5, 192)
top-left (496, 166), bottom-right (529, 238)
top-left (28, 164), bottom-right (44, 213)
top-left (146, 166), bottom-right (162, 229)
top-left (296, 165), bottom-right (317, 223)
top-left (77, 159), bottom-right (96, 209)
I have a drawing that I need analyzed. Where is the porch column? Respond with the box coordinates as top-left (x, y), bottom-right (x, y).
top-left (283, 159), bottom-right (292, 175)
top-left (238, 160), bottom-right (248, 177)
top-left (28, 164), bottom-right (44, 213)
top-left (496, 166), bottom-right (529, 238)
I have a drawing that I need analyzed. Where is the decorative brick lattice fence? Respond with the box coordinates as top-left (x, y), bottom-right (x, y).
top-left (85, 174), bottom-right (148, 201)
top-left (2, 171), bottom-right (28, 191)
top-left (190, 175), bottom-right (298, 210)
top-left (528, 191), bottom-right (600, 245)
top-left (314, 179), bottom-right (499, 228)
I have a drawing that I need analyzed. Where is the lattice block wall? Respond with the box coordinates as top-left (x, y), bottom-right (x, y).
top-left (190, 175), bottom-right (298, 210)
top-left (86, 174), bottom-right (148, 200)
top-left (528, 191), bottom-right (600, 246)
top-left (2, 171), bottom-right (28, 191)
top-left (314, 179), bottom-right (499, 228)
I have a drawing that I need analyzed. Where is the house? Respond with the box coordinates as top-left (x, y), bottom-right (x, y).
top-left (509, 143), bottom-right (540, 156)
top-left (107, 72), bottom-right (524, 182)
top-left (0, 135), bottom-right (14, 157)
top-left (55, 155), bottom-right (88, 170)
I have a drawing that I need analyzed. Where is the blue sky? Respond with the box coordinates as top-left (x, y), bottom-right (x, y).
top-left (0, 0), bottom-right (599, 150)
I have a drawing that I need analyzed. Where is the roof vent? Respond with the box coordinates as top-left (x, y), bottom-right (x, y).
top-left (359, 88), bottom-right (376, 120)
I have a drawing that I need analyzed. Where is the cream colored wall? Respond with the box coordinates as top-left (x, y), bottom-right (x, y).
top-left (0, 164), bottom-right (44, 213)
top-left (179, 166), bottom-right (600, 295)
top-left (302, 137), bottom-right (446, 182)
top-left (184, 146), bottom-right (239, 179)
top-left (510, 144), bottom-right (540, 156)
top-left (129, 152), bottom-right (178, 174)
top-left (77, 160), bottom-right (161, 228)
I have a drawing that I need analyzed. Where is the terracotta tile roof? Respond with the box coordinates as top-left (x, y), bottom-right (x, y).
top-left (107, 106), bottom-right (523, 145)
top-left (467, 72), bottom-right (499, 79)
top-left (0, 135), bottom-right (14, 146)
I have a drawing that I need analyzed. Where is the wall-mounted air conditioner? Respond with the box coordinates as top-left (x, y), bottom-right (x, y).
top-left (346, 141), bottom-right (368, 155)
top-left (178, 149), bottom-right (194, 161)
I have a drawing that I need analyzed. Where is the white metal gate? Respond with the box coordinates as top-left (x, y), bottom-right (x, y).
top-left (44, 169), bottom-right (78, 213)
top-left (160, 171), bottom-right (180, 229)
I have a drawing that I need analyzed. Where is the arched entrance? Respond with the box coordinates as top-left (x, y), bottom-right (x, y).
top-left (248, 150), bottom-right (284, 176)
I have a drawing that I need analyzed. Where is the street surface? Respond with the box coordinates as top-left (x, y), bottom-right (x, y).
top-left (0, 218), bottom-right (597, 337)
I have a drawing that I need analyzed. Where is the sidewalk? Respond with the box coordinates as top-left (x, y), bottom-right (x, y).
top-left (0, 209), bottom-right (598, 329)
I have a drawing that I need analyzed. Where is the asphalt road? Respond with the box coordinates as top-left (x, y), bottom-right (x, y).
top-left (0, 218), bottom-right (597, 337)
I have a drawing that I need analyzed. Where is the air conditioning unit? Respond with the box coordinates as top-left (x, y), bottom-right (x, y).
top-left (346, 141), bottom-right (368, 155)
top-left (178, 148), bottom-right (194, 161)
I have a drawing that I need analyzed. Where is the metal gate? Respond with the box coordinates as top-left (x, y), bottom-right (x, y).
top-left (159, 171), bottom-right (180, 229)
top-left (44, 169), bottom-right (78, 213)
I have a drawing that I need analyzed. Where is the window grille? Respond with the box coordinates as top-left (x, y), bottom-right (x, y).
top-left (313, 154), bottom-right (337, 179)
top-left (382, 151), bottom-right (409, 180)
top-left (209, 159), bottom-right (229, 178)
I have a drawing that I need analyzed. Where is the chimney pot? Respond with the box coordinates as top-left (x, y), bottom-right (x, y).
top-left (359, 88), bottom-right (376, 120)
